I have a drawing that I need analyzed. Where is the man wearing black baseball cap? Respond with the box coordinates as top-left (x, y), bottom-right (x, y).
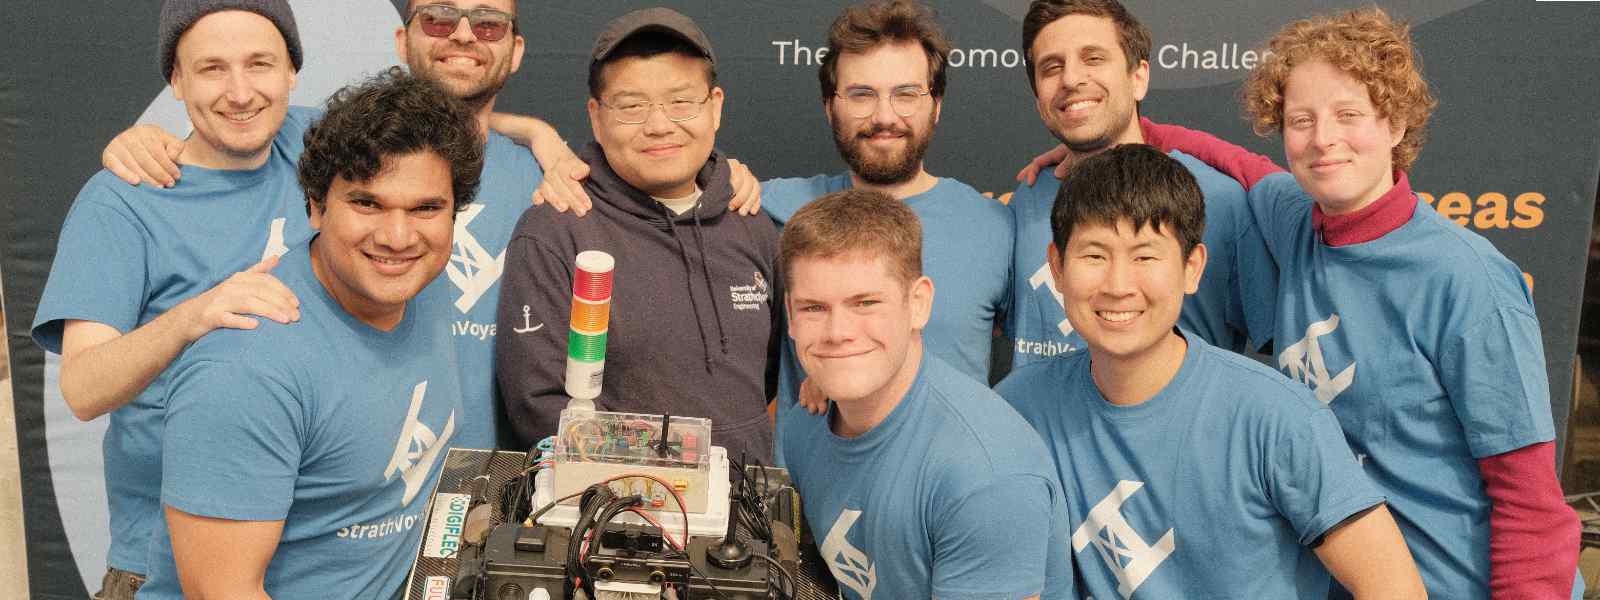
top-left (497, 7), bottom-right (781, 463)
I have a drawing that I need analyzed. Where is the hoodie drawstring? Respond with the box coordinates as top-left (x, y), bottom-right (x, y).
top-left (691, 208), bottom-right (730, 356)
top-left (661, 204), bottom-right (716, 373)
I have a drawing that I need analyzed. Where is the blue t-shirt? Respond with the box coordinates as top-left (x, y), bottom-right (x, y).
top-left (762, 174), bottom-right (1012, 383)
top-left (1247, 172), bottom-right (1559, 598)
top-left (425, 131), bottom-right (543, 449)
top-left (28, 106), bottom-right (318, 574)
top-left (997, 332), bottom-right (1382, 599)
top-left (778, 353), bottom-right (1073, 600)
top-left (1006, 153), bottom-right (1274, 369)
top-left (137, 243), bottom-right (463, 599)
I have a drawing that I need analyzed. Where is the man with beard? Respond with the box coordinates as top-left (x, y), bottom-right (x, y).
top-left (763, 0), bottom-right (1011, 404)
top-left (1007, 0), bottom-right (1273, 372)
top-left (103, 0), bottom-right (766, 446)
top-left (95, 0), bottom-right (546, 450)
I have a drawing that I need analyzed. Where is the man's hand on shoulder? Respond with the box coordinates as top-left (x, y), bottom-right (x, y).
top-left (173, 255), bottom-right (301, 341)
top-left (532, 154), bottom-right (594, 215)
top-left (797, 377), bottom-right (828, 416)
top-left (728, 158), bottom-right (762, 216)
top-left (1015, 144), bottom-right (1080, 186)
top-left (103, 124), bottom-right (185, 188)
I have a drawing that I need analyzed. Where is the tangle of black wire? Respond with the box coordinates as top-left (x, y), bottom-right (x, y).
top-left (728, 453), bottom-right (774, 544)
top-left (487, 450), bottom-right (799, 600)
top-left (726, 453), bottom-right (799, 600)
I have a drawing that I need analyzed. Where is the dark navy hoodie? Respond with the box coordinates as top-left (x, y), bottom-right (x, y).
top-left (496, 142), bottom-right (780, 462)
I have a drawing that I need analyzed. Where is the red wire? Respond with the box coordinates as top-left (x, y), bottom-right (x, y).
top-left (597, 473), bottom-right (691, 544)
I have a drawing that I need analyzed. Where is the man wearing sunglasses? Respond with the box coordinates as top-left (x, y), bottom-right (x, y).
top-left (496, 8), bottom-right (780, 463)
top-left (92, 0), bottom-right (551, 454)
top-left (99, 0), bottom-right (767, 451)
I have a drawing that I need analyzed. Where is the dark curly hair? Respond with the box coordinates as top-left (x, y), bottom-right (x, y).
top-left (299, 66), bottom-right (483, 216)
top-left (817, 0), bottom-right (952, 102)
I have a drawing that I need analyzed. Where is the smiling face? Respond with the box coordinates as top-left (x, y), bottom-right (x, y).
top-left (825, 41), bottom-right (941, 186)
top-left (786, 252), bottom-right (932, 417)
top-left (309, 151), bottom-right (456, 331)
top-left (1281, 59), bottom-right (1405, 215)
top-left (588, 52), bottom-right (723, 199)
top-left (396, 0), bottom-right (525, 110)
top-left (1050, 218), bottom-right (1203, 370)
top-left (170, 10), bottom-right (297, 169)
top-left (1029, 14), bottom-right (1147, 153)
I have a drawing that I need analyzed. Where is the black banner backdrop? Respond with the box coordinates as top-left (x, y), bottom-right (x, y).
top-left (2, 1), bottom-right (1596, 597)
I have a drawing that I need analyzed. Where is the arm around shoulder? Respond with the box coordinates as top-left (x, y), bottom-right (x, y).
top-left (1139, 117), bottom-right (1283, 189)
top-left (57, 255), bottom-right (299, 420)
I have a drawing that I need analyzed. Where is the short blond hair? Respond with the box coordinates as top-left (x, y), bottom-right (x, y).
top-left (1242, 6), bottom-right (1436, 171)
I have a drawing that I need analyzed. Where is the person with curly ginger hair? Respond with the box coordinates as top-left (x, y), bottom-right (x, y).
top-left (1135, 7), bottom-right (1583, 599)
top-left (136, 67), bottom-right (483, 600)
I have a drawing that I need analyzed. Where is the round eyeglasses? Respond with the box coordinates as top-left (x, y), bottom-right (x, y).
top-left (834, 86), bottom-right (932, 119)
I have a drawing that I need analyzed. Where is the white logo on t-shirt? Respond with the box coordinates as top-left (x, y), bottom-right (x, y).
top-left (261, 218), bottom-right (289, 260)
top-left (384, 381), bottom-right (456, 506)
top-left (446, 204), bottom-right (505, 314)
top-left (1072, 480), bottom-right (1175, 599)
top-left (821, 508), bottom-right (877, 600)
top-left (1279, 314), bottom-right (1355, 405)
top-left (1030, 262), bottom-right (1075, 336)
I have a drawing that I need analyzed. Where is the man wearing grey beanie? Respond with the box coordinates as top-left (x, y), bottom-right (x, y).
top-left (31, 2), bottom-right (309, 599)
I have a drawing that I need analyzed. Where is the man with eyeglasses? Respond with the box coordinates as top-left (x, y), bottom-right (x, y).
top-left (763, 0), bottom-right (1013, 419)
top-left (101, 1), bottom-right (765, 454)
top-left (495, 8), bottom-right (780, 462)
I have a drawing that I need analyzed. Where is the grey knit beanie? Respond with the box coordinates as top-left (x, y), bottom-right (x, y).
top-left (159, 0), bottom-right (303, 81)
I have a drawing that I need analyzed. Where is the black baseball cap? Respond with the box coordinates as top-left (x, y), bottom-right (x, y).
top-left (590, 7), bottom-right (716, 67)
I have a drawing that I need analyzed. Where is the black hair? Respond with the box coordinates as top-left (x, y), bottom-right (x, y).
top-left (588, 31), bottom-right (717, 99)
top-left (298, 66), bottom-right (483, 215)
top-left (1051, 144), bottom-right (1204, 257)
top-left (1022, 0), bottom-right (1151, 94)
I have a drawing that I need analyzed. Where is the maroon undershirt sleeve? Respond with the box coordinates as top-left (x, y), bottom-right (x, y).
top-left (1139, 117), bottom-right (1284, 189)
top-left (1138, 119), bottom-right (1582, 596)
top-left (1478, 441), bottom-right (1581, 598)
